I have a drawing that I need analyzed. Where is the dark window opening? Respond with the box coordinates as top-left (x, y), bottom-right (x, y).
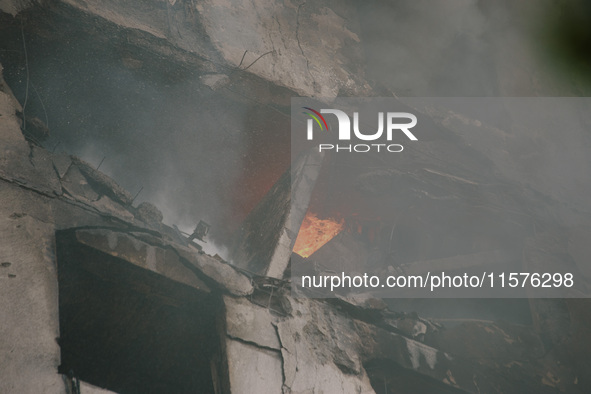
top-left (56, 229), bottom-right (221, 394)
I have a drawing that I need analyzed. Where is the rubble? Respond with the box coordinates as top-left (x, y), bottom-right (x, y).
top-left (70, 156), bottom-right (133, 206)
top-left (176, 246), bottom-right (254, 297)
top-left (134, 201), bottom-right (164, 228)
top-left (61, 164), bottom-right (100, 202)
top-left (90, 195), bottom-right (135, 222)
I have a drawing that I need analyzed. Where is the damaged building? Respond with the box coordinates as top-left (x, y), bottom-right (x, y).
top-left (2, 0), bottom-right (591, 393)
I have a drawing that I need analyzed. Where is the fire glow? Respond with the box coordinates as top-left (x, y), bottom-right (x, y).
top-left (293, 212), bottom-right (344, 258)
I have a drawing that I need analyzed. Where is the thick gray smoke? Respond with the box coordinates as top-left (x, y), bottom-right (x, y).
top-left (62, 68), bottom-right (250, 256)
top-left (359, 0), bottom-right (495, 96)
top-left (2, 0), bottom-right (589, 266)
top-left (358, 0), bottom-right (591, 97)
top-left (1, 30), bottom-right (253, 255)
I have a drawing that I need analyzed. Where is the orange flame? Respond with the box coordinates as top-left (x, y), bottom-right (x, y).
top-left (293, 212), bottom-right (344, 258)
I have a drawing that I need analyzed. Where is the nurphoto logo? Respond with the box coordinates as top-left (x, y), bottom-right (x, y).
top-left (302, 107), bottom-right (418, 153)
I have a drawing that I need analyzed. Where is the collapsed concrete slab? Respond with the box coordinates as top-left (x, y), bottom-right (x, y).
top-left (0, 0), bottom-right (371, 98)
top-left (58, 228), bottom-right (211, 294)
top-left (230, 149), bottom-right (324, 279)
top-left (174, 245), bottom-right (254, 297)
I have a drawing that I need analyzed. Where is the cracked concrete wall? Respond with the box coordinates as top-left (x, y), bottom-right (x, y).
top-left (196, 0), bottom-right (371, 97)
top-left (0, 190), bottom-right (63, 393)
top-left (222, 295), bottom-right (376, 394)
top-left (220, 284), bottom-right (589, 393)
top-left (0, 63), bottom-right (69, 393)
top-left (220, 292), bottom-right (478, 393)
top-left (3, 0), bottom-right (371, 98)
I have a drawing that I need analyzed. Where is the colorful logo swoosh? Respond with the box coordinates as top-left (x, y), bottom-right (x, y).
top-left (302, 107), bottom-right (328, 131)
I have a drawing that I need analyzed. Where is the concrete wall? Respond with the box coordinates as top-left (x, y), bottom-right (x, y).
top-left (1, 62), bottom-right (78, 393)
top-left (1, 0), bottom-right (371, 98)
top-left (0, 185), bottom-right (64, 393)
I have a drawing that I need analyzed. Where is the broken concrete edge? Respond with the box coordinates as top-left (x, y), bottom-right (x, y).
top-left (70, 156), bottom-right (133, 206)
top-left (230, 148), bottom-right (324, 279)
top-left (68, 227), bottom-right (212, 293)
top-left (265, 149), bottom-right (325, 279)
top-left (220, 293), bottom-right (466, 393)
top-left (221, 294), bottom-right (373, 393)
top-left (171, 243), bottom-right (254, 296)
top-left (0, 169), bottom-right (156, 236)
top-left (351, 318), bottom-right (461, 388)
top-left (67, 226), bottom-right (254, 297)
top-left (3, 0), bottom-right (344, 102)
top-left (0, 139), bottom-right (172, 235)
top-left (325, 296), bottom-right (440, 342)
top-left (3, 0), bottom-right (224, 73)
top-left (216, 271), bottom-right (588, 393)
top-left (228, 267), bottom-right (448, 347)
top-left (228, 167), bottom-right (291, 276)
top-left (222, 295), bottom-right (281, 350)
top-left (0, 41), bottom-right (168, 239)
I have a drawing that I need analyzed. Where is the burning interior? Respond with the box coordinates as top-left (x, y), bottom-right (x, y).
top-left (1, 0), bottom-right (591, 393)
